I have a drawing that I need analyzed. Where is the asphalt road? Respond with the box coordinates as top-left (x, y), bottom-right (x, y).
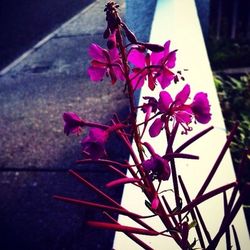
top-left (0, 0), bottom-right (94, 70)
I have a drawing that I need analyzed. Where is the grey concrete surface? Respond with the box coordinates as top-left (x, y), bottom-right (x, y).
top-left (0, 0), bottom-right (94, 70)
top-left (0, 0), bottom-right (156, 249)
top-left (0, 169), bottom-right (124, 250)
top-left (0, 34), bottom-right (128, 170)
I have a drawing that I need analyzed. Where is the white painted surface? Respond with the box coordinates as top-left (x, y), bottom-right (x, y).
top-left (113, 0), bottom-right (249, 249)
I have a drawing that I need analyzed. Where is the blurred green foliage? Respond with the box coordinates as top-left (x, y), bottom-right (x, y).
top-left (214, 73), bottom-right (250, 184)
top-left (207, 39), bottom-right (250, 70)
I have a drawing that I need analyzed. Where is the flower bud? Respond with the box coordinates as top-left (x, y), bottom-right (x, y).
top-left (107, 32), bottom-right (117, 49)
top-left (151, 194), bottom-right (160, 210)
top-left (81, 128), bottom-right (108, 160)
top-left (103, 27), bottom-right (110, 39)
top-left (63, 112), bottom-right (85, 136)
top-left (140, 42), bottom-right (165, 52)
top-left (121, 22), bottom-right (137, 44)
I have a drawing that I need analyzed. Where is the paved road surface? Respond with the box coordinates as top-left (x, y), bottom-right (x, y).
top-left (0, 0), bottom-right (94, 70)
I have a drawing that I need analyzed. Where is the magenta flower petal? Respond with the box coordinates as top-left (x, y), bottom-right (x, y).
top-left (175, 84), bottom-right (190, 105)
top-left (151, 40), bottom-right (171, 65)
top-left (158, 91), bottom-right (173, 112)
top-left (149, 118), bottom-right (163, 137)
top-left (81, 128), bottom-right (108, 160)
top-left (163, 40), bottom-right (171, 55)
top-left (63, 112), bottom-right (84, 136)
top-left (196, 113), bottom-right (211, 124)
top-left (87, 43), bottom-right (123, 84)
top-left (151, 50), bottom-right (164, 65)
top-left (88, 128), bottom-right (108, 144)
top-left (128, 44), bottom-right (176, 90)
top-left (113, 66), bottom-right (125, 81)
top-left (87, 66), bottom-right (106, 82)
top-left (142, 154), bottom-right (171, 181)
top-left (163, 40), bottom-right (176, 68)
top-left (157, 68), bottom-right (175, 89)
top-left (109, 48), bottom-right (120, 61)
top-left (128, 49), bottom-right (145, 68)
top-left (166, 50), bottom-right (176, 68)
top-left (88, 43), bottom-right (106, 62)
top-left (175, 110), bottom-right (192, 124)
top-left (191, 92), bottom-right (211, 124)
top-left (130, 71), bottom-right (146, 90)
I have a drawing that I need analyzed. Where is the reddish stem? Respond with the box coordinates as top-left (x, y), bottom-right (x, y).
top-left (181, 182), bottom-right (237, 213)
top-left (69, 170), bottom-right (155, 231)
top-left (87, 221), bottom-right (159, 235)
top-left (196, 122), bottom-right (239, 197)
top-left (178, 175), bottom-right (205, 249)
top-left (207, 191), bottom-right (244, 249)
top-left (175, 126), bottom-right (214, 153)
top-left (104, 212), bottom-right (154, 250)
top-left (223, 192), bottom-right (231, 250)
top-left (232, 224), bottom-right (241, 249)
top-left (166, 130), bottom-right (181, 222)
top-left (54, 195), bottom-right (142, 218)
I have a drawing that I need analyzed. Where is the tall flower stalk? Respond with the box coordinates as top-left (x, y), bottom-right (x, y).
top-left (56, 2), bottom-right (249, 249)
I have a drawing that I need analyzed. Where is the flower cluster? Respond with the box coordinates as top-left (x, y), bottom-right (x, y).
top-left (87, 39), bottom-right (177, 90)
top-left (57, 2), bottom-right (248, 249)
top-left (146, 84), bottom-right (211, 137)
top-left (128, 40), bottom-right (176, 90)
top-left (87, 43), bottom-right (124, 84)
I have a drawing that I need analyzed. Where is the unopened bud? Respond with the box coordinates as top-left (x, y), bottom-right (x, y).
top-left (107, 32), bottom-right (117, 49)
top-left (121, 22), bottom-right (137, 44)
top-left (104, 2), bottom-right (121, 32)
top-left (139, 42), bottom-right (164, 52)
top-left (103, 28), bottom-right (110, 39)
top-left (134, 45), bottom-right (146, 53)
top-left (151, 195), bottom-right (159, 210)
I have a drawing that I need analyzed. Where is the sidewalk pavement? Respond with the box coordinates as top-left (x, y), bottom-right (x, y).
top-left (0, 0), bottom-right (156, 249)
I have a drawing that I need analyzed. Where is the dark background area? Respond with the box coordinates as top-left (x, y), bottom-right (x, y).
top-left (207, 0), bottom-right (250, 70)
top-left (0, 0), bottom-right (94, 70)
top-left (208, 0), bottom-right (250, 234)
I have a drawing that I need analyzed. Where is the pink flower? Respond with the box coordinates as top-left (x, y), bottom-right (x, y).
top-left (148, 84), bottom-right (211, 137)
top-left (63, 112), bottom-right (85, 136)
top-left (151, 40), bottom-right (176, 89)
top-left (87, 43), bottom-right (124, 84)
top-left (128, 40), bottom-right (176, 90)
top-left (142, 154), bottom-right (171, 181)
top-left (149, 84), bottom-right (192, 137)
top-left (128, 50), bottom-right (157, 90)
top-left (81, 128), bottom-right (109, 160)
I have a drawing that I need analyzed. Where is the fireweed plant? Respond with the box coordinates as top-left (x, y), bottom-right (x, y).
top-left (55, 2), bottom-right (249, 249)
